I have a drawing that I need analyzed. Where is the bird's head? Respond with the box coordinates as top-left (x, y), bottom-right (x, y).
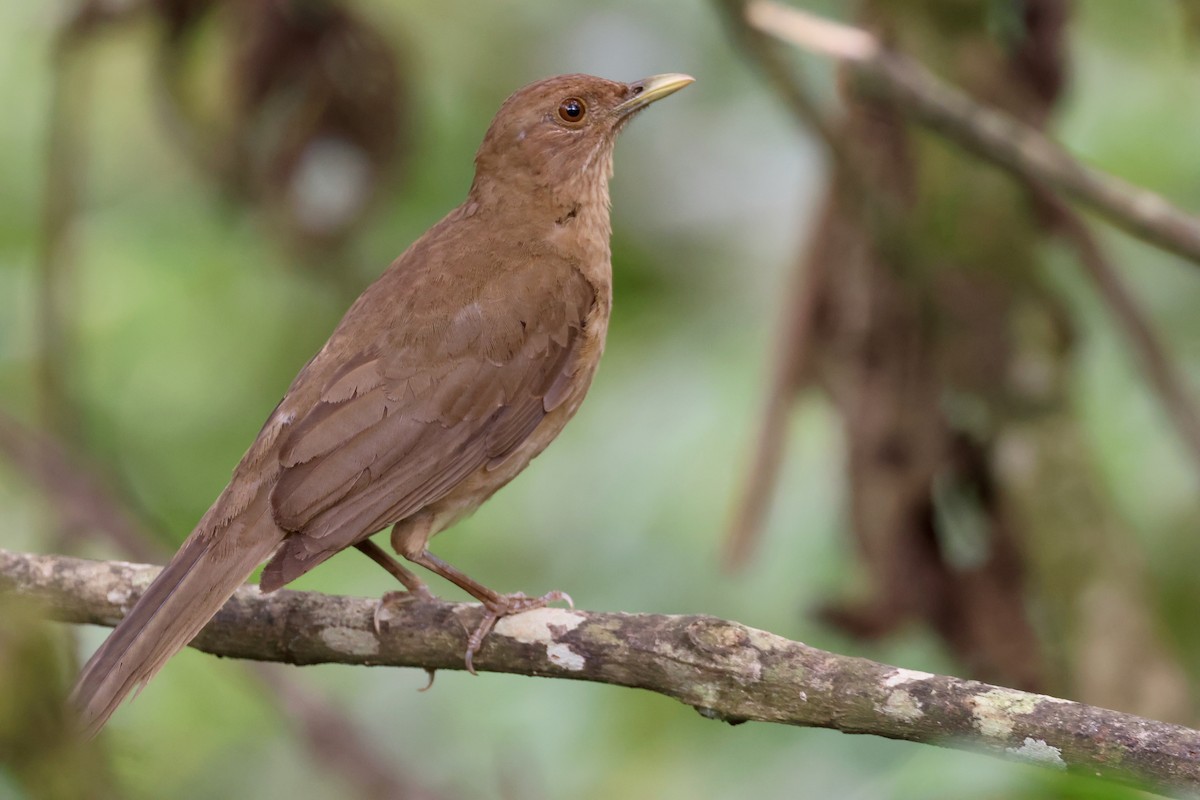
top-left (470, 73), bottom-right (693, 208)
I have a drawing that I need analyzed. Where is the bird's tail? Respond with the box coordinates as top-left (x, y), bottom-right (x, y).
top-left (71, 489), bottom-right (284, 737)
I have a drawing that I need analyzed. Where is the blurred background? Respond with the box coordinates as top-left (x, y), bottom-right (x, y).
top-left (2, 0), bottom-right (1200, 797)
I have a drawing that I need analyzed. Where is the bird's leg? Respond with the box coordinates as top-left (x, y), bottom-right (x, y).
top-left (355, 540), bottom-right (436, 635)
top-left (355, 539), bottom-right (433, 595)
top-left (388, 517), bottom-right (572, 671)
top-left (404, 549), bottom-right (573, 674)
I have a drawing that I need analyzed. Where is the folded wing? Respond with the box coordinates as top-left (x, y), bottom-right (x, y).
top-left (261, 263), bottom-right (595, 589)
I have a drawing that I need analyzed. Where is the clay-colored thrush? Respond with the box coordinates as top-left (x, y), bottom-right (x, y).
top-left (71, 72), bottom-right (693, 735)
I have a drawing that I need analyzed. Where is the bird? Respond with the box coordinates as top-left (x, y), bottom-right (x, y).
top-left (70, 72), bottom-right (694, 736)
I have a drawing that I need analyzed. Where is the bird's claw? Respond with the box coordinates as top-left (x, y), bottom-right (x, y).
top-left (373, 587), bottom-right (436, 636)
top-left (462, 589), bottom-right (573, 674)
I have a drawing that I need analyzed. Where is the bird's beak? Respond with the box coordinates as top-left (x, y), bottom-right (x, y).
top-left (615, 73), bottom-right (695, 116)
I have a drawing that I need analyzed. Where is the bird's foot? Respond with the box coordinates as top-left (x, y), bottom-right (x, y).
top-left (373, 586), bottom-right (437, 636)
top-left (463, 590), bottom-right (574, 674)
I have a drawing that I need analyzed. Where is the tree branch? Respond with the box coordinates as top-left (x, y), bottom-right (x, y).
top-left (745, 0), bottom-right (1200, 268)
top-left (1044, 197), bottom-right (1200, 479)
top-left (3, 550), bottom-right (1199, 795)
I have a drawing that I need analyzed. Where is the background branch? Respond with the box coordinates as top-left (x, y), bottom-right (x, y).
top-left (4, 549), bottom-right (1200, 797)
top-left (35, 19), bottom-right (92, 452)
top-left (723, 0), bottom-right (1200, 578)
top-left (1043, 198), bottom-right (1200, 479)
top-left (714, 0), bottom-right (908, 568)
top-left (746, 0), bottom-right (1200, 268)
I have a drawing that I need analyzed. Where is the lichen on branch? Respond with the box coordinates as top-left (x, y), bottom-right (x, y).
top-left (2, 549), bottom-right (1199, 796)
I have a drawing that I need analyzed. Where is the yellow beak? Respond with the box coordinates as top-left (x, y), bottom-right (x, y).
top-left (615, 73), bottom-right (695, 115)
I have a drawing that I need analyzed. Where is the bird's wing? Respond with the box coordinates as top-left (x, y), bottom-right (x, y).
top-left (261, 261), bottom-right (595, 589)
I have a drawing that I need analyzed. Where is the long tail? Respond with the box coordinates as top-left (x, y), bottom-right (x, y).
top-left (71, 490), bottom-right (285, 737)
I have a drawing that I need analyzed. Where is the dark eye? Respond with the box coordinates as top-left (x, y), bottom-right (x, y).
top-left (557, 97), bottom-right (586, 123)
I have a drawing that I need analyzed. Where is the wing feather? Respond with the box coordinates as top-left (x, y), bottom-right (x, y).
top-left (262, 263), bottom-right (595, 587)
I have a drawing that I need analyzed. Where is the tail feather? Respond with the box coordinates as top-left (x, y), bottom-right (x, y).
top-left (71, 494), bottom-right (284, 737)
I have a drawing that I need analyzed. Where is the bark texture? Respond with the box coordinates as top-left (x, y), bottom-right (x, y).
top-left (4, 549), bottom-right (1199, 796)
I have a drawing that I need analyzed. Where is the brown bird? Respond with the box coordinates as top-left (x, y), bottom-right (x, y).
top-left (71, 72), bottom-right (693, 736)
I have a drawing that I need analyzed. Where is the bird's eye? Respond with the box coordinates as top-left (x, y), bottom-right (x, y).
top-left (557, 98), bottom-right (586, 123)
